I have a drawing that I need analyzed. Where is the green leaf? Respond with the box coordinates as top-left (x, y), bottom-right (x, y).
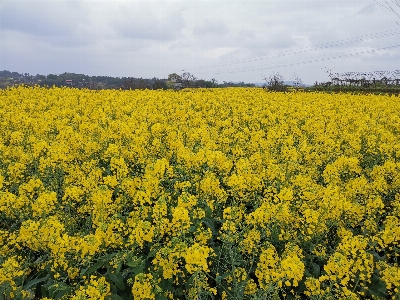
top-left (311, 262), bottom-right (320, 277)
top-left (23, 275), bottom-right (49, 290)
top-left (155, 295), bottom-right (168, 300)
top-left (80, 260), bottom-right (104, 277)
top-left (109, 273), bottom-right (126, 290)
top-left (205, 206), bottom-right (213, 218)
top-left (0, 286), bottom-right (7, 297)
top-left (367, 275), bottom-right (387, 298)
top-left (270, 226), bottom-right (280, 244)
top-left (202, 218), bottom-right (217, 235)
top-left (133, 263), bottom-right (144, 275)
top-left (103, 252), bottom-right (119, 262)
top-left (41, 285), bottom-right (47, 297)
top-left (109, 295), bottom-right (125, 300)
top-left (126, 261), bottom-right (138, 268)
top-left (189, 224), bottom-right (196, 233)
top-left (147, 249), bottom-right (158, 259)
top-left (371, 251), bottom-right (384, 261)
top-left (159, 278), bottom-right (174, 291)
top-left (33, 254), bottom-right (48, 265)
top-left (44, 282), bottom-right (71, 299)
top-left (54, 287), bottom-right (72, 299)
top-left (115, 261), bottom-right (123, 275)
top-left (126, 258), bottom-right (145, 275)
top-left (122, 268), bottom-right (134, 278)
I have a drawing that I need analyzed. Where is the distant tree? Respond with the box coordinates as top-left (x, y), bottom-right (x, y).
top-left (167, 73), bottom-right (182, 82)
top-left (152, 79), bottom-right (167, 90)
top-left (123, 78), bottom-right (134, 90)
top-left (181, 72), bottom-right (196, 88)
top-left (194, 79), bottom-right (209, 88)
top-left (166, 81), bottom-right (175, 89)
top-left (138, 78), bottom-right (147, 90)
top-left (291, 73), bottom-right (303, 88)
top-left (166, 73), bottom-right (182, 89)
top-left (0, 70), bottom-right (12, 78)
top-left (263, 72), bottom-right (286, 91)
top-left (35, 74), bottom-right (45, 79)
top-left (47, 74), bottom-right (58, 80)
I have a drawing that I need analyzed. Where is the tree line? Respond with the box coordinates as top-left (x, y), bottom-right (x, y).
top-left (0, 70), bottom-right (256, 90)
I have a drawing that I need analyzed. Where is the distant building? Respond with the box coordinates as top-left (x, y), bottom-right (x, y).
top-left (66, 80), bottom-right (73, 85)
top-left (174, 82), bottom-right (182, 90)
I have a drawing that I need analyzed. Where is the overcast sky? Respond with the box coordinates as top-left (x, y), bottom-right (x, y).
top-left (1, 0), bottom-right (399, 84)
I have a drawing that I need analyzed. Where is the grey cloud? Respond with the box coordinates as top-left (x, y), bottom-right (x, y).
top-left (233, 27), bottom-right (297, 57)
top-left (1, 0), bottom-right (398, 85)
top-left (193, 18), bottom-right (229, 35)
top-left (237, 30), bottom-right (256, 39)
top-left (0, 0), bottom-right (96, 49)
top-left (0, 4), bottom-right (63, 36)
top-left (110, 2), bottom-right (185, 42)
top-left (357, 4), bottom-right (377, 15)
top-left (0, 1), bottom-right (88, 37)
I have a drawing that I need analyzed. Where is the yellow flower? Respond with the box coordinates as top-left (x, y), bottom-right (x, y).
top-left (132, 274), bottom-right (155, 300)
top-left (184, 243), bottom-right (213, 274)
top-left (2, 86), bottom-right (400, 299)
top-left (71, 276), bottom-right (111, 300)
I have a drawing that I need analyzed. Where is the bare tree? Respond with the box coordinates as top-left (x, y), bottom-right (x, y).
top-left (181, 72), bottom-right (197, 88)
top-left (263, 72), bottom-right (285, 91)
top-left (291, 73), bottom-right (303, 88)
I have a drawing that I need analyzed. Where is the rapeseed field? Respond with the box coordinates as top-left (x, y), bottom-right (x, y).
top-left (0, 86), bottom-right (399, 299)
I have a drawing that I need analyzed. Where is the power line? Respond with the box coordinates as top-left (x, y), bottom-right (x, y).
top-left (385, 0), bottom-right (400, 12)
top-left (374, 0), bottom-right (400, 24)
top-left (194, 44), bottom-right (400, 75)
top-left (384, 0), bottom-right (400, 18)
top-left (328, 69), bottom-right (400, 81)
top-left (184, 2), bottom-right (400, 78)
top-left (187, 28), bottom-right (400, 71)
top-left (196, 44), bottom-right (396, 74)
top-left (390, 0), bottom-right (400, 7)
top-left (389, 0), bottom-right (399, 7)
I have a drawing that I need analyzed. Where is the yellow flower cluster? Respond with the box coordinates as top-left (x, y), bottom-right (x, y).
top-left (71, 276), bottom-right (111, 300)
top-left (256, 243), bottom-right (305, 290)
top-left (184, 243), bottom-right (213, 274)
top-left (132, 273), bottom-right (155, 300)
top-left (1, 86), bottom-right (400, 299)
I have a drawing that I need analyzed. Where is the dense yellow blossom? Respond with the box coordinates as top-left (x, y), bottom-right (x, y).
top-left (1, 86), bottom-right (400, 298)
top-left (71, 276), bottom-right (111, 300)
top-left (184, 243), bottom-right (213, 274)
top-left (132, 273), bottom-right (155, 300)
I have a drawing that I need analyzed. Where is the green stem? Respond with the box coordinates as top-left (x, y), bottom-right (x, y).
top-left (202, 270), bottom-right (237, 300)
